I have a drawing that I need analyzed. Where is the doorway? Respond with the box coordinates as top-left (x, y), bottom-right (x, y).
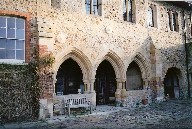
top-left (95, 60), bottom-right (116, 105)
top-left (55, 58), bottom-right (83, 95)
top-left (164, 67), bottom-right (180, 98)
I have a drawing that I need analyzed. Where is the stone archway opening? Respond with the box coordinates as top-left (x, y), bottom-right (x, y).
top-left (126, 61), bottom-right (143, 90)
top-left (164, 67), bottom-right (180, 98)
top-left (55, 58), bottom-right (83, 95)
top-left (95, 60), bottom-right (117, 105)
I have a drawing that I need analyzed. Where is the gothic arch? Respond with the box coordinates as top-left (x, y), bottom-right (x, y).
top-left (163, 66), bottom-right (183, 98)
top-left (162, 63), bottom-right (187, 95)
top-left (53, 47), bottom-right (92, 81)
top-left (92, 50), bottom-right (126, 80)
top-left (127, 53), bottom-right (151, 81)
top-left (162, 64), bottom-right (185, 80)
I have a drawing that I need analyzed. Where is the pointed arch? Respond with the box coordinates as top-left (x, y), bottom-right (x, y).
top-left (163, 67), bottom-right (182, 98)
top-left (53, 47), bottom-right (92, 81)
top-left (127, 52), bottom-right (150, 80)
top-left (92, 50), bottom-right (126, 80)
top-left (126, 61), bottom-right (143, 90)
top-left (162, 63), bottom-right (187, 97)
top-left (162, 64), bottom-right (185, 80)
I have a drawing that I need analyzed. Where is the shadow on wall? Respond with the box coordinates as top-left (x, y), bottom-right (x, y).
top-left (161, 41), bottom-right (187, 98)
top-left (142, 36), bottom-right (186, 98)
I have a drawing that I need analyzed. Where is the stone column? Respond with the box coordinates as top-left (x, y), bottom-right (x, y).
top-left (115, 78), bottom-right (123, 106)
top-left (90, 78), bottom-right (96, 93)
top-left (116, 78), bottom-right (123, 89)
top-left (143, 79), bottom-right (149, 89)
top-left (121, 79), bottom-right (127, 107)
top-left (83, 79), bottom-right (89, 93)
top-left (89, 78), bottom-right (96, 108)
top-left (122, 79), bottom-right (126, 89)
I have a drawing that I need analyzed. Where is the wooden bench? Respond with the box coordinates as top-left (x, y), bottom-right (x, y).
top-left (64, 97), bottom-right (92, 116)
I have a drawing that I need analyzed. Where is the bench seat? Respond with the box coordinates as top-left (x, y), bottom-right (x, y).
top-left (64, 97), bottom-right (92, 116)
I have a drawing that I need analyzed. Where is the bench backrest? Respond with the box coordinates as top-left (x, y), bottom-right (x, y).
top-left (64, 97), bottom-right (89, 107)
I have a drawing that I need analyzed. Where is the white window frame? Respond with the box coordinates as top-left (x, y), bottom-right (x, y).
top-left (0, 16), bottom-right (25, 64)
top-left (148, 6), bottom-right (154, 27)
top-left (168, 11), bottom-right (179, 32)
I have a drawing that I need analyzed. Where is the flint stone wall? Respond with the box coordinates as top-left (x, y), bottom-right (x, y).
top-left (0, 0), bottom-right (192, 120)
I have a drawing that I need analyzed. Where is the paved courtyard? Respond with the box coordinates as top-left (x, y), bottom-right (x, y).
top-left (1, 98), bottom-right (192, 129)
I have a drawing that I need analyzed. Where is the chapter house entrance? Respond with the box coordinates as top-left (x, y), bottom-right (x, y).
top-left (95, 60), bottom-right (116, 105)
top-left (164, 67), bottom-right (180, 98)
top-left (55, 58), bottom-right (83, 95)
top-left (126, 61), bottom-right (143, 90)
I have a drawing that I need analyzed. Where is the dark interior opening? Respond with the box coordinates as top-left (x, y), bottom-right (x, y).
top-left (126, 61), bottom-right (143, 90)
top-left (95, 60), bottom-right (116, 105)
top-left (164, 67), bottom-right (180, 98)
top-left (55, 58), bottom-right (83, 95)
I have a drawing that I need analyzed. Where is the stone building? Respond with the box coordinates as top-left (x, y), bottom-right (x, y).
top-left (0, 0), bottom-right (191, 119)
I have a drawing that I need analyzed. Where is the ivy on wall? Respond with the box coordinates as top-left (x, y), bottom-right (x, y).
top-left (0, 50), bottom-right (55, 123)
top-left (0, 64), bottom-right (39, 123)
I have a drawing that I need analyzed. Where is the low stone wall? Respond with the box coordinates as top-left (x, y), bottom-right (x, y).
top-left (52, 93), bottom-right (95, 116)
top-left (124, 90), bottom-right (152, 108)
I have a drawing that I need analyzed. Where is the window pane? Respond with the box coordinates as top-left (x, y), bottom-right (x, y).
top-left (16, 40), bottom-right (24, 49)
top-left (0, 49), bottom-right (6, 59)
top-left (168, 12), bottom-right (172, 31)
top-left (6, 50), bottom-right (15, 59)
top-left (123, 0), bottom-right (127, 21)
top-left (16, 50), bottom-right (24, 60)
top-left (7, 29), bottom-right (15, 38)
top-left (0, 28), bottom-right (6, 38)
top-left (16, 18), bottom-right (25, 29)
top-left (7, 17), bottom-right (15, 28)
top-left (93, 0), bottom-right (97, 6)
top-left (0, 17), bottom-right (6, 27)
top-left (0, 39), bottom-right (6, 49)
top-left (128, 0), bottom-right (133, 22)
top-left (123, 0), bottom-right (126, 12)
top-left (85, 0), bottom-right (90, 14)
top-left (128, 0), bottom-right (132, 12)
top-left (93, 0), bottom-right (98, 15)
top-left (6, 40), bottom-right (15, 49)
top-left (148, 7), bottom-right (153, 27)
top-left (16, 29), bottom-right (24, 39)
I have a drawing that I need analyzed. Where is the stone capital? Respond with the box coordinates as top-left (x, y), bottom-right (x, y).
top-left (90, 78), bottom-right (96, 83)
top-left (116, 78), bottom-right (126, 83)
top-left (121, 78), bottom-right (126, 82)
top-left (116, 78), bottom-right (122, 83)
top-left (83, 79), bottom-right (89, 84)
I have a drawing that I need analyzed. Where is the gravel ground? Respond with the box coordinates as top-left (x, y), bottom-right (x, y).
top-left (2, 98), bottom-right (192, 129)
